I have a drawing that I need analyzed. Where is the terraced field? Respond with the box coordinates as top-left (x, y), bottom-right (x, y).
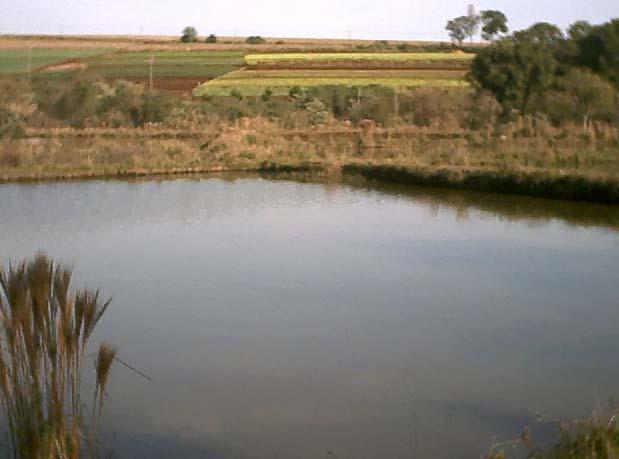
top-left (245, 52), bottom-right (474, 70)
top-left (245, 52), bottom-right (474, 64)
top-left (194, 52), bottom-right (471, 97)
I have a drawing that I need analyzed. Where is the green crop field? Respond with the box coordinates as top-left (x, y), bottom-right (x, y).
top-left (194, 68), bottom-right (468, 97)
top-left (221, 69), bottom-right (468, 80)
top-left (0, 48), bottom-right (109, 74)
top-left (245, 52), bottom-right (475, 65)
top-left (80, 50), bottom-right (246, 79)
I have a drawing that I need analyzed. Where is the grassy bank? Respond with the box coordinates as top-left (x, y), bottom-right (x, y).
top-left (2, 120), bottom-right (619, 203)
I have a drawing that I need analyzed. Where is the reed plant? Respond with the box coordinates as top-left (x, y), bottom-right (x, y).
top-left (0, 253), bottom-right (116, 459)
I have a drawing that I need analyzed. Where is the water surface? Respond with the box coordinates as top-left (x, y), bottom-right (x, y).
top-left (1, 175), bottom-right (618, 459)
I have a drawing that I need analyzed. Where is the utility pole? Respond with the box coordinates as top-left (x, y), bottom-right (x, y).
top-left (394, 87), bottom-right (399, 122)
top-left (26, 45), bottom-right (32, 82)
top-left (148, 55), bottom-right (155, 91)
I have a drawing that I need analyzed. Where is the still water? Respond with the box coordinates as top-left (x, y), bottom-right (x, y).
top-left (1, 175), bottom-right (619, 459)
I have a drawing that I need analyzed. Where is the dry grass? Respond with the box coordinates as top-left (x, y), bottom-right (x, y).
top-left (0, 254), bottom-right (115, 458)
top-left (1, 119), bottom-right (618, 202)
top-left (0, 36), bottom-right (469, 53)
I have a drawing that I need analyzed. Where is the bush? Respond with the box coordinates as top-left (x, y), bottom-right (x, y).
top-left (246, 36), bottom-right (266, 44)
top-left (465, 91), bottom-right (501, 130)
top-left (305, 98), bottom-right (330, 125)
top-left (348, 86), bottom-right (395, 126)
top-left (399, 87), bottom-right (467, 128)
top-left (0, 106), bottom-right (25, 140)
top-left (206, 34), bottom-right (217, 44)
top-left (136, 93), bottom-right (176, 126)
top-left (37, 79), bottom-right (100, 127)
top-left (306, 85), bottom-right (357, 119)
top-left (261, 87), bottom-right (273, 102)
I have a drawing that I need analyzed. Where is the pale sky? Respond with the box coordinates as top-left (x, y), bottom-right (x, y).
top-left (1, 0), bottom-right (617, 40)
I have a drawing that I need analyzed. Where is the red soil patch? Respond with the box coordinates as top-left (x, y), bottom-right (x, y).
top-left (124, 77), bottom-right (205, 96)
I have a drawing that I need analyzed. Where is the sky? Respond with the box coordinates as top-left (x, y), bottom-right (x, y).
top-left (1, 0), bottom-right (618, 41)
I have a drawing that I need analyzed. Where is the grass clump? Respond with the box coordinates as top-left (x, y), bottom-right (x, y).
top-left (488, 412), bottom-right (619, 459)
top-left (0, 253), bottom-right (116, 458)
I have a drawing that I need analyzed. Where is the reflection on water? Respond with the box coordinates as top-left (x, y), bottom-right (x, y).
top-left (1, 175), bottom-right (619, 459)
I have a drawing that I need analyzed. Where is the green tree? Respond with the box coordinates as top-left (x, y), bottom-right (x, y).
top-left (514, 22), bottom-right (564, 47)
top-left (575, 19), bottom-right (619, 86)
top-left (558, 68), bottom-right (617, 128)
top-left (446, 17), bottom-right (468, 45)
top-left (568, 20), bottom-right (592, 40)
top-left (181, 26), bottom-right (198, 43)
top-left (480, 10), bottom-right (508, 41)
top-left (470, 38), bottom-right (556, 115)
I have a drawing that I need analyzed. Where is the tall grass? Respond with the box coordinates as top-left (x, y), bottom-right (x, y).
top-left (488, 411), bottom-right (619, 459)
top-left (0, 254), bottom-right (115, 458)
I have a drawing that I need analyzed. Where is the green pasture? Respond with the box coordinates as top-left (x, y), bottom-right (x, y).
top-left (0, 48), bottom-right (109, 74)
top-left (81, 50), bottom-right (246, 79)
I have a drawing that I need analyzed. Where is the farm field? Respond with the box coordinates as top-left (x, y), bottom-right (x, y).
top-left (79, 50), bottom-right (245, 79)
top-left (0, 48), bottom-right (110, 74)
top-left (194, 52), bottom-right (471, 97)
top-left (194, 70), bottom-right (468, 96)
top-left (245, 52), bottom-right (474, 70)
top-left (245, 52), bottom-right (475, 64)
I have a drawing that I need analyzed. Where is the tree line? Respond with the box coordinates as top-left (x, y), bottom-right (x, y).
top-left (446, 5), bottom-right (508, 45)
top-left (180, 27), bottom-right (266, 44)
top-left (468, 17), bottom-right (619, 127)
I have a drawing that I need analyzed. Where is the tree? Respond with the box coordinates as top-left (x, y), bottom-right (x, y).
top-left (514, 22), bottom-right (564, 47)
top-left (575, 19), bottom-right (619, 86)
top-left (446, 17), bottom-right (468, 45)
top-left (470, 38), bottom-right (556, 115)
top-left (181, 26), bottom-right (198, 43)
top-left (568, 20), bottom-right (592, 40)
top-left (464, 4), bottom-right (481, 43)
top-left (246, 36), bottom-right (266, 44)
top-left (481, 10), bottom-right (508, 41)
top-left (559, 68), bottom-right (617, 128)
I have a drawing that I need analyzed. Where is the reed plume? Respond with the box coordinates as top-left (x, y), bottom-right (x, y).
top-left (0, 253), bottom-right (116, 459)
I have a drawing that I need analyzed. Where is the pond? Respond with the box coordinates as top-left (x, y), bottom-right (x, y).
top-left (1, 175), bottom-right (618, 458)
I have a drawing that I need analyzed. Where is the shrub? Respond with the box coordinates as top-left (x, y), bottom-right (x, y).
top-left (0, 106), bottom-right (26, 140)
top-left (246, 36), bottom-right (266, 44)
top-left (465, 91), bottom-right (502, 130)
top-left (305, 98), bottom-right (330, 125)
top-left (399, 87), bottom-right (467, 128)
top-left (36, 79), bottom-right (100, 127)
top-left (261, 87), bottom-right (273, 102)
top-left (136, 92), bottom-right (176, 125)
